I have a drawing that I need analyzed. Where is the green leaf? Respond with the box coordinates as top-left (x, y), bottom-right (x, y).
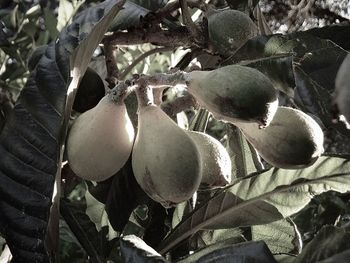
top-left (43, 7), bottom-right (59, 40)
top-left (194, 228), bottom-right (245, 249)
top-left (120, 235), bottom-right (167, 263)
top-left (178, 241), bottom-right (277, 263)
top-left (318, 250), bottom-right (350, 263)
top-left (86, 158), bottom-right (148, 233)
top-left (252, 218), bottom-right (302, 255)
top-left (0, 1), bottom-right (125, 261)
top-left (294, 225), bottom-right (350, 263)
top-left (158, 156), bottom-right (350, 253)
top-left (306, 21), bottom-right (350, 51)
top-left (57, 0), bottom-right (84, 32)
top-left (293, 45), bottom-right (350, 141)
top-left (225, 124), bottom-right (258, 178)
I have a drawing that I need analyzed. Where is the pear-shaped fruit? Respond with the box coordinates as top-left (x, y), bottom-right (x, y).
top-left (335, 54), bottom-right (350, 123)
top-left (235, 107), bottom-right (324, 169)
top-left (132, 105), bottom-right (202, 207)
top-left (66, 89), bottom-right (135, 181)
top-left (187, 65), bottom-right (279, 127)
top-left (208, 9), bottom-right (258, 55)
top-left (186, 131), bottom-right (231, 189)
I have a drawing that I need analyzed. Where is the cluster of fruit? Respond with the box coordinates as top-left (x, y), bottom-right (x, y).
top-left (65, 9), bottom-right (324, 208)
top-left (66, 63), bottom-right (324, 208)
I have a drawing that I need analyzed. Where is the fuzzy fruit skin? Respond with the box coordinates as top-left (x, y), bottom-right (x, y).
top-left (235, 107), bottom-right (324, 169)
top-left (132, 105), bottom-right (202, 207)
top-left (67, 95), bottom-right (135, 181)
top-left (335, 54), bottom-right (350, 123)
top-left (186, 131), bottom-right (231, 189)
top-left (208, 9), bottom-right (258, 55)
top-left (188, 65), bottom-right (279, 127)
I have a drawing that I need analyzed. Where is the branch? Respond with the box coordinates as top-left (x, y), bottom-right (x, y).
top-left (103, 27), bottom-right (193, 47)
top-left (119, 46), bottom-right (174, 80)
top-left (161, 93), bottom-right (198, 118)
top-left (103, 40), bottom-right (119, 87)
top-left (179, 0), bottom-right (201, 40)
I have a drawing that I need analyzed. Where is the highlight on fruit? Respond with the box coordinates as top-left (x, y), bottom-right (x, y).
top-left (66, 83), bottom-right (135, 181)
top-left (235, 106), bottom-right (324, 169)
top-left (187, 65), bottom-right (279, 127)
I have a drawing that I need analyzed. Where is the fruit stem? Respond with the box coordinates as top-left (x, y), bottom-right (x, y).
top-left (140, 71), bottom-right (190, 87)
top-left (135, 79), bottom-right (154, 108)
top-left (109, 81), bottom-right (135, 105)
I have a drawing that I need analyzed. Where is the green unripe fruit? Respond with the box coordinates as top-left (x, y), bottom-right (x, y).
top-left (132, 105), bottom-right (202, 207)
top-left (235, 107), bottom-right (324, 169)
top-left (67, 90), bottom-right (135, 181)
top-left (187, 131), bottom-right (231, 189)
top-left (187, 65), bottom-right (279, 127)
top-left (208, 9), bottom-right (258, 55)
top-left (335, 54), bottom-right (350, 123)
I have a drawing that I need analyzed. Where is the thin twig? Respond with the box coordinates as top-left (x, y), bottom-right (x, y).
top-left (119, 47), bottom-right (174, 80)
top-left (161, 93), bottom-right (198, 117)
top-left (103, 27), bottom-right (193, 47)
top-left (179, 0), bottom-right (201, 39)
top-left (158, 0), bottom-right (206, 16)
top-left (103, 40), bottom-right (119, 87)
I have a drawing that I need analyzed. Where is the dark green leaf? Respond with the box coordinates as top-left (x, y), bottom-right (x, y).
top-left (27, 45), bottom-right (48, 72)
top-left (0, 0), bottom-right (125, 261)
top-left (86, 158), bottom-right (148, 233)
top-left (120, 235), bottom-right (167, 263)
top-left (60, 198), bottom-right (104, 262)
top-left (225, 124), bottom-right (258, 178)
top-left (305, 21), bottom-right (350, 51)
top-left (239, 54), bottom-right (295, 97)
top-left (181, 241), bottom-right (277, 263)
top-left (73, 67), bottom-right (105, 113)
top-left (318, 250), bottom-right (350, 263)
top-left (43, 7), bottom-right (59, 40)
top-left (295, 226), bottom-right (350, 263)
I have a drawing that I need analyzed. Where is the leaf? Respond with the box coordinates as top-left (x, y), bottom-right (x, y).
top-left (294, 225), bottom-right (350, 263)
top-left (60, 198), bottom-right (104, 262)
top-left (252, 218), bottom-right (302, 255)
top-left (306, 21), bottom-right (350, 51)
top-left (239, 54), bottom-right (295, 97)
top-left (120, 235), bottom-right (167, 263)
top-left (43, 7), bottom-right (59, 40)
top-left (225, 124), bottom-right (258, 178)
top-left (57, 0), bottom-right (84, 32)
top-left (86, 158), bottom-right (148, 233)
top-left (293, 46), bottom-right (350, 140)
top-left (178, 241), bottom-right (277, 263)
top-left (194, 228), bottom-right (245, 249)
top-left (0, 1), bottom-right (125, 261)
top-left (318, 250), bottom-right (350, 263)
top-left (158, 156), bottom-right (350, 253)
